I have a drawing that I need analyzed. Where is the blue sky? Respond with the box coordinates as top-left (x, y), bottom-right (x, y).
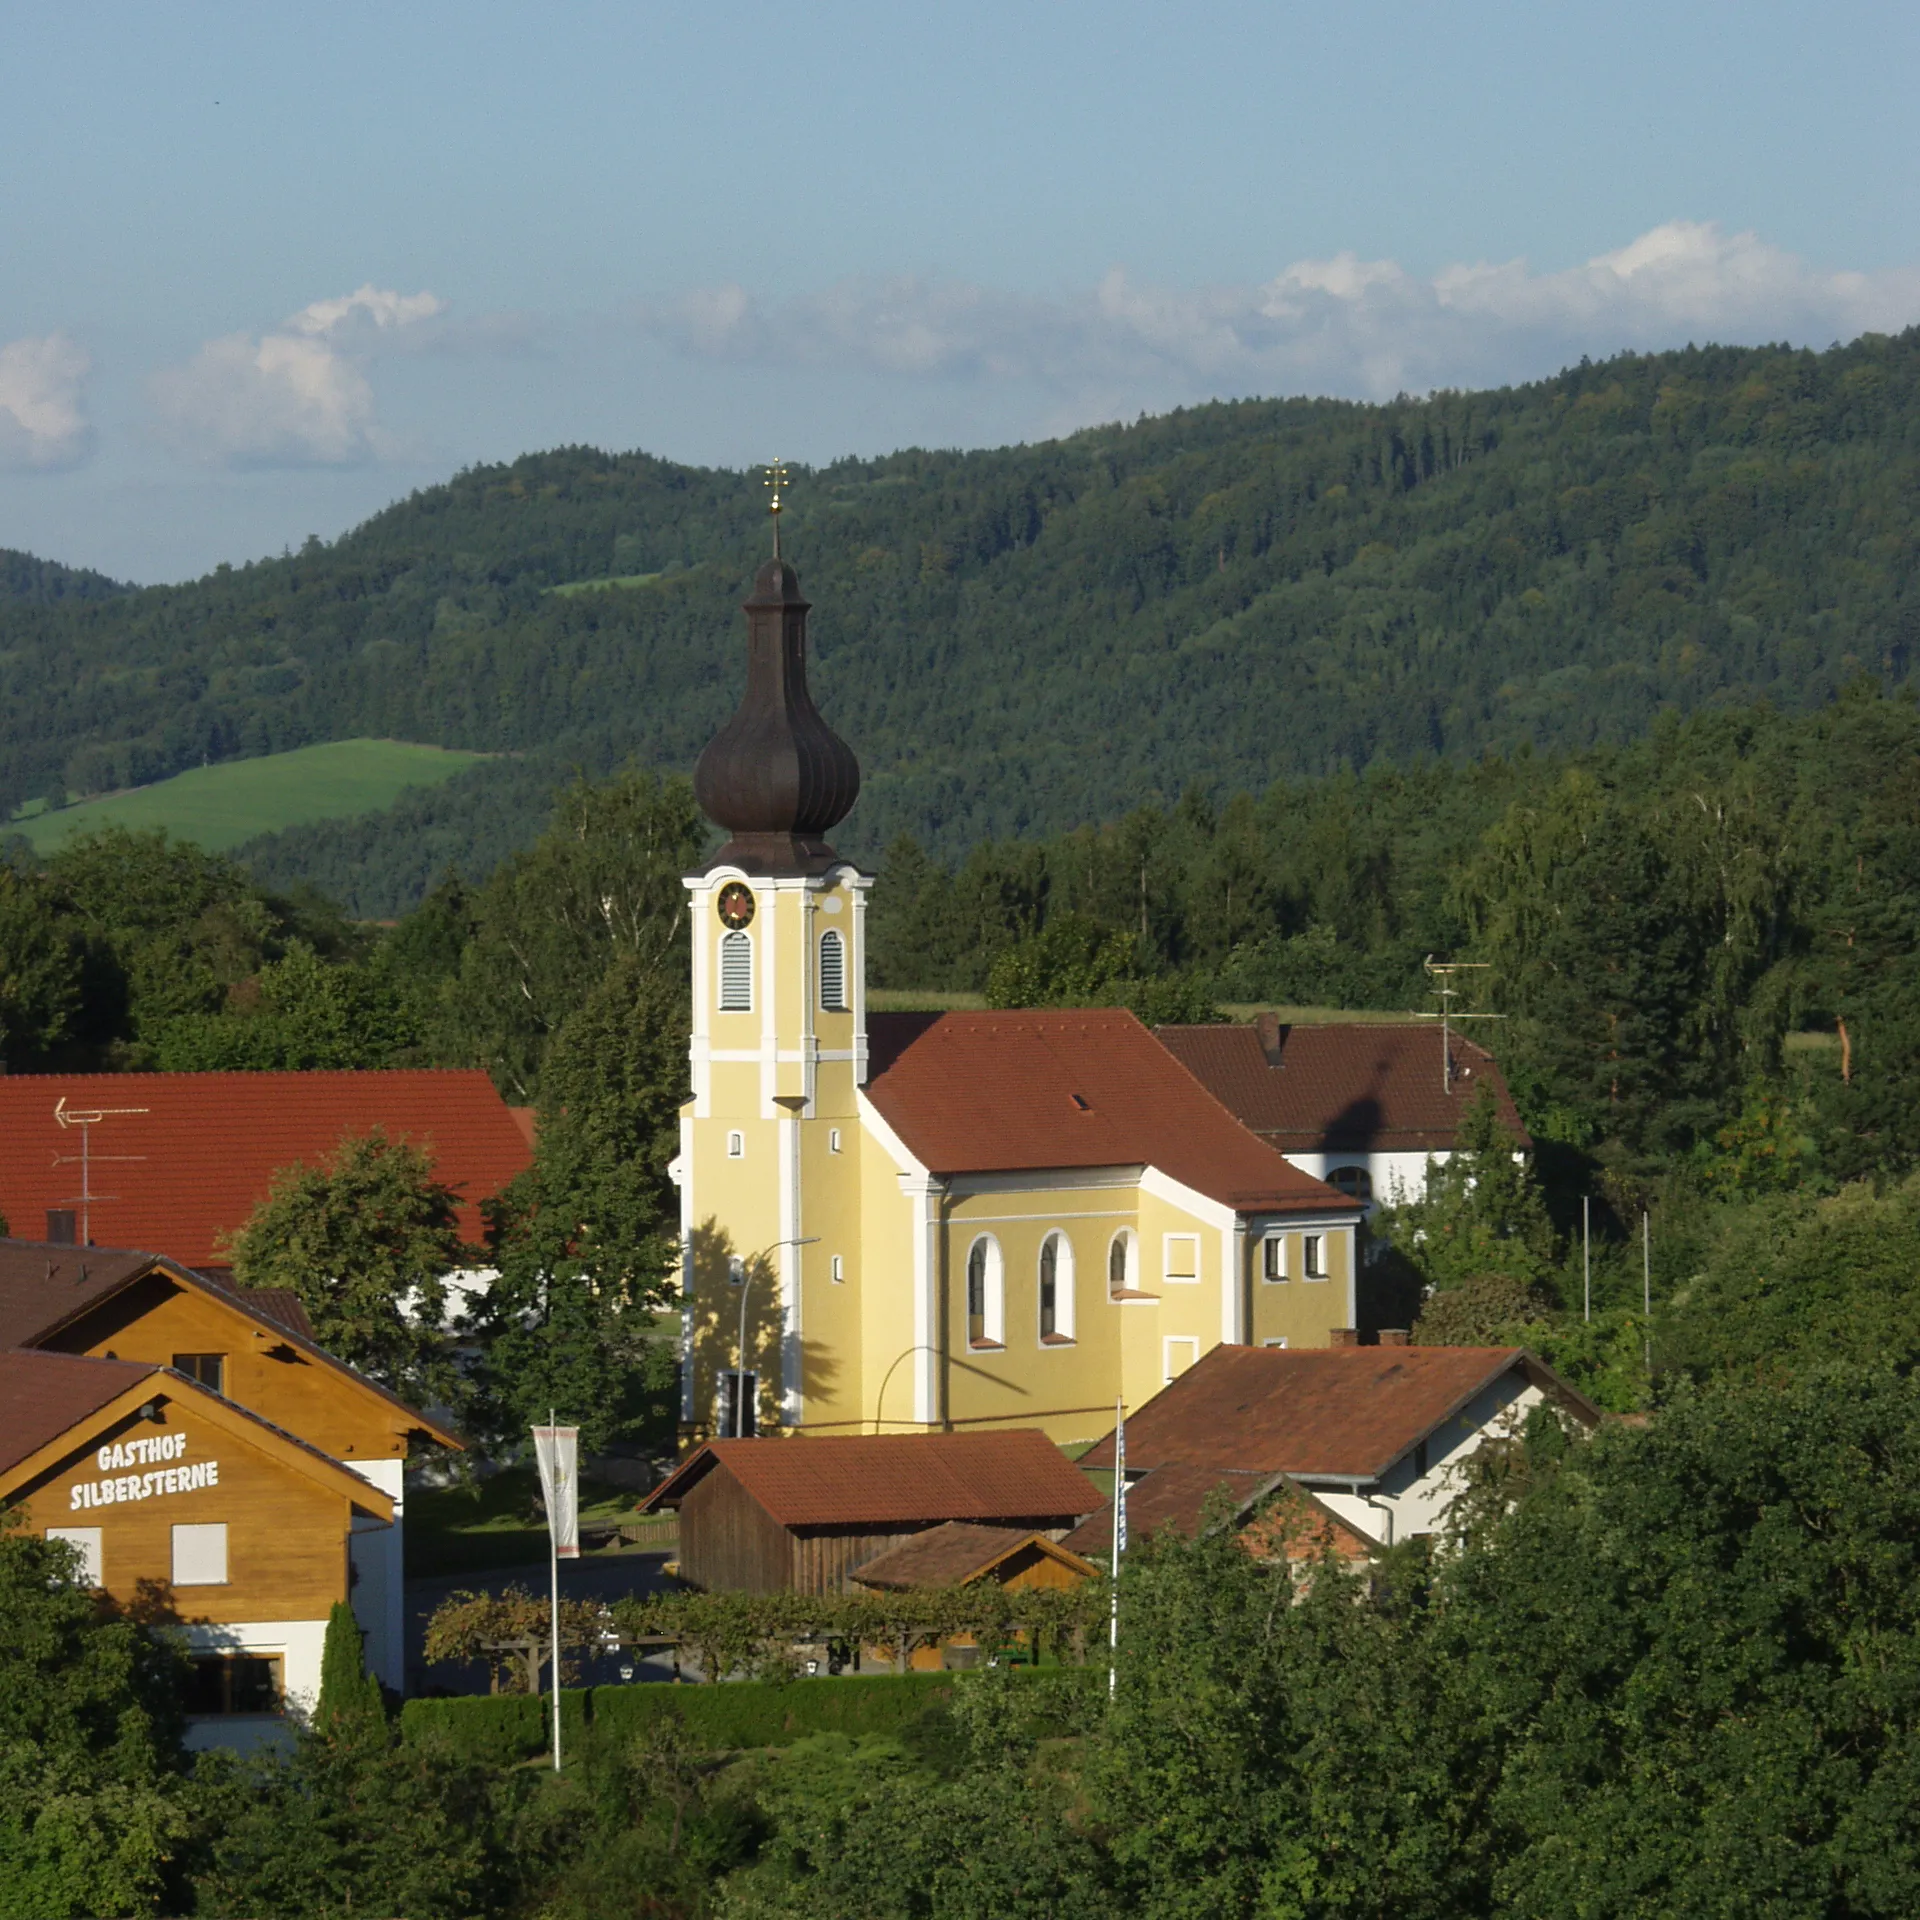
top-left (3, 1), bottom-right (1916, 582)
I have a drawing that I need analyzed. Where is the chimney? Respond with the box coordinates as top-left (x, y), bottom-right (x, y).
top-left (1330, 1327), bottom-right (1359, 1348)
top-left (45, 1209), bottom-right (76, 1246)
top-left (1378, 1328), bottom-right (1410, 1347)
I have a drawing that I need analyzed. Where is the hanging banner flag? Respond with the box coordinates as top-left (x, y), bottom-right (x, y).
top-left (1113, 1401), bottom-right (1128, 1560)
top-left (532, 1424), bottom-right (580, 1560)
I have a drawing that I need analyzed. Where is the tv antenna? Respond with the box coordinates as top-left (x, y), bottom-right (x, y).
top-left (1414, 958), bottom-right (1504, 1095)
top-left (51, 1096), bottom-right (149, 1245)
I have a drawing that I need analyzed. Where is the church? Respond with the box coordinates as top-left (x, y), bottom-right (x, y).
top-left (671, 526), bottom-right (1364, 1450)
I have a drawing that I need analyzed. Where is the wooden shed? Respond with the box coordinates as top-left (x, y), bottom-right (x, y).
top-left (853, 1521), bottom-right (1097, 1592)
top-left (641, 1431), bottom-right (1099, 1595)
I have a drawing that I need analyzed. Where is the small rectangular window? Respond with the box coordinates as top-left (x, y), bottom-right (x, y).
top-left (829, 1128), bottom-right (842, 1154)
top-left (1413, 1438), bottom-right (1430, 1479)
top-left (727, 1131), bottom-right (745, 1159)
top-left (1262, 1336), bottom-right (1289, 1350)
top-left (172, 1522), bottom-right (228, 1587)
top-left (46, 1526), bottom-right (102, 1586)
top-left (1261, 1235), bottom-right (1286, 1283)
top-left (1163, 1233), bottom-right (1199, 1283)
top-left (831, 1254), bottom-right (845, 1283)
top-left (185, 1653), bottom-right (282, 1716)
top-left (172, 1353), bottom-right (225, 1394)
top-left (1304, 1234), bottom-right (1327, 1280)
top-left (1163, 1336), bottom-right (1199, 1384)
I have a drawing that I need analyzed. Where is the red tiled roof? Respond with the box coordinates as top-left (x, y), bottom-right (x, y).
top-left (1154, 1019), bottom-right (1530, 1155)
top-left (0, 1241), bottom-right (460, 1449)
top-left (0, 1348), bottom-right (157, 1474)
top-left (1077, 1343), bottom-right (1596, 1483)
top-left (852, 1520), bottom-right (1096, 1589)
top-left (865, 1011), bottom-right (1353, 1215)
top-left (643, 1430), bottom-right (1100, 1529)
top-left (0, 1070), bottom-right (533, 1265)
top-left (1063, 1463), bottom-right (1372, 1563)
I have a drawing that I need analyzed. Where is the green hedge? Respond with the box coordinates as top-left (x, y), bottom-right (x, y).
top-left (400, 1669), bottom-right (1097, 1766)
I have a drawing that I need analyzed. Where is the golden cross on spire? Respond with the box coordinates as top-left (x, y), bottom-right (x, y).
top-left (764, 458), bottom-right (791, 558)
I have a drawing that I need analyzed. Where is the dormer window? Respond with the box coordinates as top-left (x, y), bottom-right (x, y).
top-left (719, 931), bottom-right (753, 1011)
top-left (819, 928), bottom-right (847, 1012)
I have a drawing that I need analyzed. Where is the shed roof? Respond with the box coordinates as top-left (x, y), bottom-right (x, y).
top-left (865, 1010), bottom-right (1353, 1215)
top-left (852, 1521), bottom-right (1098, 1590)
top-left (1154, 1019), bottom-right (1530, 1155)
top-left (643, 1431), bottom-right (1100, 1529)
top-left (1076, 1343), bottom-right (1598, 1484)
top-left (1062, 1463), bottom-right (1372, 1562)
top-left (0, 1069), bottom-right (532, 1265)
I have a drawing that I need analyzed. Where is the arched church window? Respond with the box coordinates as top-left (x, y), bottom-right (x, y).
top-left (1039, 1232), bottom-right (1075, 1342)
top-left (966, 1236), bottom-right (1003, 1348)
top-left (718, 931), bottom-right (753, 1011)
top-left (1108, 1229), bottom-right (1137, 1297)
top-left (1325, 1165), bottom-right (1373, 1204)
top-left (819, 929), bottom-right (846, 1012)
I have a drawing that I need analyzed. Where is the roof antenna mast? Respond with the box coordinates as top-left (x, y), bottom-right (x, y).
top-left (1415, 958), bottom-right (1502, 1097)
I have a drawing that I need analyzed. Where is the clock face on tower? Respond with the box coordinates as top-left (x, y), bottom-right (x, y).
top-left (716, 882), bottom-right (756, 930)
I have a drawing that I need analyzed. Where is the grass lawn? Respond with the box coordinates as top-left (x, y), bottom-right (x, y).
top-left (13, 739), bottom-right (491, 855)
top-left (406, 1465), bottom-right (663, 1579)
top-left (546, 572), bottom-right (661, 596)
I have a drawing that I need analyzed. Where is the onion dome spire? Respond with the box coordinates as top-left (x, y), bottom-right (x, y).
top-left (692, 464), bottom-right (861, 874)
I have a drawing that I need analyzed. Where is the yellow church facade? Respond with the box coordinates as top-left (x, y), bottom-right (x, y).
top-left (672, 552), bottom-right (1362, 1448)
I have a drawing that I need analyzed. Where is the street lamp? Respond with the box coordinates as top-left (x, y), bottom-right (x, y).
top-left (729, 1235), bottom-right (819, 1437)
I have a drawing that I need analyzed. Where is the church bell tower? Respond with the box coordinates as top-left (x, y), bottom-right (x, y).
top-left (679, 468), bottom-right (870, 1438)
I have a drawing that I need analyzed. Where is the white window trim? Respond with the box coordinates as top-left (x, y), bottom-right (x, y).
top-left (1261, 1231), bottom-right (1288, 1283)
top-left (1303, 1232), bottom-right (1328, 1282)
top-left (819, 928), bottom-right (847, 1012)
top-left (1163, 1335), bottom-right (1200, 1384)
top-left (1162, 1231), bottom-right (1200, 1285)
top-left (1262, 1335), bottom-right (1290, 1349)
top-left (46, 1526), bottom-right (102, 1586)
top-left (965, 1234), bottom-right (1005, 1349)
top-left (1038, 1231), bottom-right (1076, 1344)
top-left (171, 1521), bottom-right (229, 1587)
top-left (829, 1128), bottom-right (842, 1153)
top-left (726, 1130), bottom-right (745, 1159)
top-left (831, 1254), bottom-right (845, 1284)
top-left (1106, 1227), bottom-right (1140, 1298)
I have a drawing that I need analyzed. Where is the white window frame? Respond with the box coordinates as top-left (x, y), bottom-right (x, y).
top-left (829, 1128), bottom-right (842, 1153)
top-left (1303, 1233), bottom-right (1328, 1281)
top-left (46, 1526), bottom-right (102, 1586)
top-left (1038, 1231), bottom-right (1076, 1344)
top-left (727, 1130), bottom-right (745, 1160)
top-left (819, 928), bottom-right (847, 1012)
top-left (1163, 1232), bottom-right (1200, 1284)
top-left (718, 1368), bottom-right (758, 1438)
top-left (172, 1522), bottom-right (228, 1587)
top-left (831, 1254), bottom-right (845, 1284)
top-left (1261, 1233), bottom-right (1287, 1283)
top-left (1262, 1336), bottom-right (1290, 1349)
top-left (1163, 1335), bottom-right (1200, 1384)
top-left (965, 1234), bottom-right (1005, 1348)
top-left (1106, 1227), bottom-right (1139, 1298)
top-left (718, 930), bottom-right (753, 1012)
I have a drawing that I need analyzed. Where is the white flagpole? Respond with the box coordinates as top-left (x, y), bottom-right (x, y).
top-left (532, 1411), bottom-right (580, 1772)
top-left (548, 1406), bottom-right (560, 1772)
top-left (1108, 1395), bottom-right (1126, 1700)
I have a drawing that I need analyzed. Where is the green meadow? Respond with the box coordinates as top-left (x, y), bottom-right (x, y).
top-left (12, 739), bottom-right (491, 855)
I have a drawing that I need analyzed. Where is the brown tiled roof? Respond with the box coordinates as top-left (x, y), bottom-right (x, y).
top-left (1154, 1019), bottom-right (1530, 1156)
top-left (1077, 1343), bottom-right (1597, 1483)
top-left (1063, 1463), bottom-right (1372, 1563)
top-left (852, 1521), bottom-right (1096, 1589)
top-left (0, 1241), bottom-right (459, 1449)
top-left (0, 1348), bottom-right (158, 1474)
top-left (865, 1011), bottom-right (1354, 1215)
top-left (0, 1070), bottom-right (532, 1265)
top-left (642, 1430), bottom-right (1100, 1529)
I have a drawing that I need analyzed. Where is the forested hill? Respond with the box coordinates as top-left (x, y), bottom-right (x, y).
top-left (0, 548), bottom-right (130, 607)
top-left (7, 328), bottom-right (1920, 904)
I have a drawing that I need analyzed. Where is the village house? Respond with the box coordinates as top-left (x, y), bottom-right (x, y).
top-left (0, 1347), bottom-right (397, 1750)
top-left (0, 1239), bottom-right (458, 1688)
top-left (640, 1430), bottom-right (1099, 1594)
top-left (1156, 1015), bottom-right (1530, 1210)
top-left (1068, 1338), bottom-right (1599, 1554)
top-left (671, 553), bottom-right (1363, 1449)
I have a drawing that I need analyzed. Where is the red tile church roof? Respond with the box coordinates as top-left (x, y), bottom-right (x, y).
top-left (0, 1071), bottom-right (531, 1266)
top-left (864, 1010), bottom-right (1352, 1215)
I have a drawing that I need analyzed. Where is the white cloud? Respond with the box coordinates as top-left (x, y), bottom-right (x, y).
top-left (0, 333), bottom-right (93, 470)
top-left (635, 222), bottom-right (1920, 408)
top-left (152, 285), bottom-right (446, 468)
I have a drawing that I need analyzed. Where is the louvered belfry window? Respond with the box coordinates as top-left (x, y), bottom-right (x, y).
top-left (719, 931), bottom-right (753, 1011)
top-left (819, 928), bottom-right (846, 1011)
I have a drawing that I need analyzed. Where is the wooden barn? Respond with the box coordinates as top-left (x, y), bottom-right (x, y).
top-left (641, 1431), bottom-right (1099, 1594)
